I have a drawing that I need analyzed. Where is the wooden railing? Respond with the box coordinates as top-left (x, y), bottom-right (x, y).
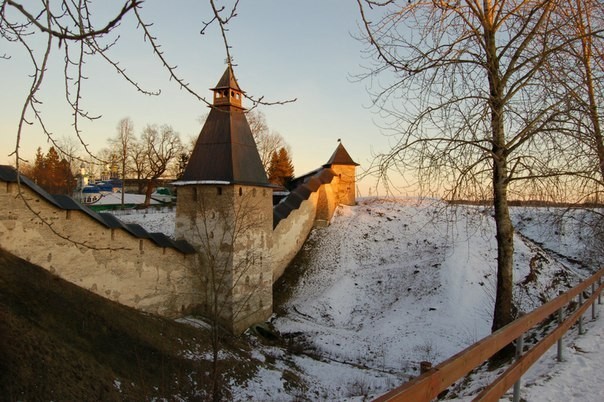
top-left (375, 267), bottom-right (604, 402)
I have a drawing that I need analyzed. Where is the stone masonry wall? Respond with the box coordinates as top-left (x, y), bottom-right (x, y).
top-left (271, 163), bottom-right (357, 283)
top-left (272, 179), bottom-right (340, 283)
top-left (0, 160), bottom-right (355, 333)
top-left (0, 181), bottom-right (200, 317)
top-left (174, 185), bottom-right (273, 334)
top-left (272, 191), bottom-right (320, 282)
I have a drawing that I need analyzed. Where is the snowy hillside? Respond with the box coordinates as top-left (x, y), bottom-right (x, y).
top-left (114, 198), bottom-right (600, 400)
top-left (272, 199), bottom-right (587, 374)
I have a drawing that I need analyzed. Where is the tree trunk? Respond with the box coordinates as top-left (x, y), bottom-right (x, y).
top-left (144, 178), bottom-right (156, 207)
top-left (492, 157), bottom-right (514, 332)
top-left (485, 22), bottom-right (515, 336)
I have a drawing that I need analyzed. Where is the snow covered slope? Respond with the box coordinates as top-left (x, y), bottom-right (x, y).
top-left (273, 198), bottom-right (582, 375)
top-left (114, 198), bottom-right (600, 400)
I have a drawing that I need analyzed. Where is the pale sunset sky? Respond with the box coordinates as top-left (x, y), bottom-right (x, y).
top-left (0, 1), bottom-right (403, 195)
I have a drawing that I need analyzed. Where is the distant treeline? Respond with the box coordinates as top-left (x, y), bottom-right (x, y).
top-left (447, 199), bottom-right (604, 208)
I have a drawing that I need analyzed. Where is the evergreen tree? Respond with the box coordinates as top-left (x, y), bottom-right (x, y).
top-left (28, 147), bottom-right (75, 194)
top-left (43, 147), bottom-right (61, 193)
top-left (267, 147), bottom-right (294, 187)
top-left (31, 147), bottom-right (45, 185)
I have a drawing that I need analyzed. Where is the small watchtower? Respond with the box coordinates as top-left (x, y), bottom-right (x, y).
top-left (174, 66), bottom-right (274, 334)
top-left (324, 141), bottom-right (359, 206)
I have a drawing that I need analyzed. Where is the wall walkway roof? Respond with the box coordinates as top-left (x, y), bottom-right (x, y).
top-left (0, 165), bottom-right (195, 254)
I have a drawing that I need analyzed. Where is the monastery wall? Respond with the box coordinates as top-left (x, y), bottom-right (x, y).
top-left (272, 192), bottom-right (319, 281)
top-left (0, 180), bottom-right (200, 317)
top-left (271, 170), bottom-right (341, 283)
top-left (0, 156), bottom-right (356, 333)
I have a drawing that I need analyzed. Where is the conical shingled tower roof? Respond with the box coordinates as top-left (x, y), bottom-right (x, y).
top-left (178, 67), bottom-right (270, 186)
top-left (211, 65), bottom-right (243, 93)
top-left (323, 142), bottom-right (359, 167)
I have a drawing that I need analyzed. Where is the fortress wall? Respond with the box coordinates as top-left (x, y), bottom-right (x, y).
top-left (272, 177), bottom-right (340, 283)
top-left (272, 192), bottom-right (319, 282)
top-left (315, 180), bottom-right (338, 225)
top-left (0, 182), bottom-right (200, 317)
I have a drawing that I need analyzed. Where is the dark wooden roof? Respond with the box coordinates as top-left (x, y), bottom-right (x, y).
top-left (273, 167), bottom-right (336, 228)
top-left (0, 165), bottom-right (195, 254)
top-left (179, 68), bottom-right (270, 187)
top-left (211, 65), bottom-right (243, 92)
top-left (323, 143), bottom-right (360, 167)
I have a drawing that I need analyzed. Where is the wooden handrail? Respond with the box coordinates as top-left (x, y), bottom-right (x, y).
top-left (375, 268), bottom-right (604, 402)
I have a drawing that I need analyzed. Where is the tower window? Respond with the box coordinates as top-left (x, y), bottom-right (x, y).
top-left (239, 187), bottom-right (243, 196)
top-left (217, 187), bottom-right (222, 195)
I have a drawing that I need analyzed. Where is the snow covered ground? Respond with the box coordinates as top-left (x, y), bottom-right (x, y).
top-left (511, 315), bottom-right (604, 402)
top-left (113, 198), bottom-right (604, 400)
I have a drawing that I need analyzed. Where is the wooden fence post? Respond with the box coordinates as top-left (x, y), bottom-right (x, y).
top-left (592, 283), bottom-right (597, 320)
top-left (578, 292), bottom-right (584, 335)
top-left (599, 276), bottom-right (602, 305)
top-left (512, 335), bottom-right (524, 402)
top-left (557, 307), bottom-right (564, 362)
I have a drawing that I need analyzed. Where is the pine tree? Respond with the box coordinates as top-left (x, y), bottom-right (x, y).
top-left (28, 147), bottom-right (75, 194)
top-left (31, 147), bottom-right (45, 185)
top-left (43, 147), bottom-right (61, 193)
top-left (267, 147), bottom-right (294, 187)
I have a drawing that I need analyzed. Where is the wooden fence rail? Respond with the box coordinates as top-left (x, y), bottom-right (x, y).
top-left (375, 267), bottom-right (604, 402)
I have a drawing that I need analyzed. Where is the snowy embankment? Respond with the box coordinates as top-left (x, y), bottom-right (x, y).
top-left (273, 199), bottom-right (592, 370)
top-left (114, 198), bottom-right (602, 400)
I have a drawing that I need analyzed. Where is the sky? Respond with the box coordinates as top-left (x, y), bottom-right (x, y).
top-left (0, 1), bottom-right (397, 195)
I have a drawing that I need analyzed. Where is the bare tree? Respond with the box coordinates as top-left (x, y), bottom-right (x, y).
top-left (129, 140), bottom-right (148, 194)
top-left (355, 0), bottom-right (585, 343)
top-left (548, 0), bottom-right (604, 193)
top-left (1, 1), bottom-right (294, 251)
top-left (56, 135), bottom-right (83, 176)
top-left (178, 186), bottom-right (272, 401)
top-left (1, 1), bottom-right (293, 171)
top-left (108, 118), bottom-right (136, 208)
top-left (140, 124), bottom-right (182, 206)
top-left (247, 110), bottom-right (290, 173)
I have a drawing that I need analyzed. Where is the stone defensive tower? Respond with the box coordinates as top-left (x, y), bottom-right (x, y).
top-left (324, 141), bottom-right (359, 206)
top-left (174, 66), bottom-right (274, 334)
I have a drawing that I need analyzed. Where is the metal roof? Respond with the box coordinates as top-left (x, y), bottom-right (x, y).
top-left (324, 142), bottom-right (360, 167)
top-left (0, 165), bottom-right (195, 254)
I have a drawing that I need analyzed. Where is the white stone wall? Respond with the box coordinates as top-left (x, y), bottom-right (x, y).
top-left (272, 192), bottom-right (319, 282)
top-left (0, 182), bottom-right (200, 317)
top-left (0, 160), bottom-right (357, 332)
top-left (271, 179), bottom-right (342, 283)
top-left (174, 184), bottom-right (274, 334)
